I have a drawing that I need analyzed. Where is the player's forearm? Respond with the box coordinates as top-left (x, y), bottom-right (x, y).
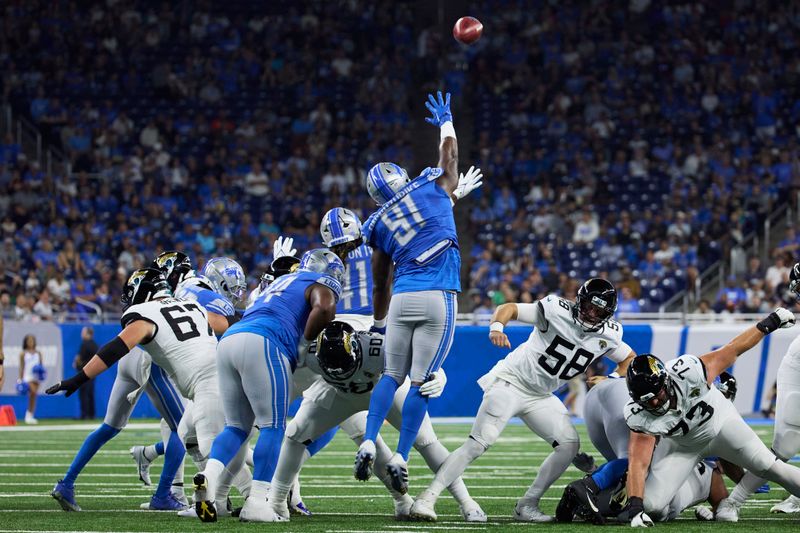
top-left (437, 135), bottom-right (459, 194)
top-left (490, 303), bottom-right (518, 326)
top-left (627, 432), bottom-right (655, 499)
top-left (727, 326), bottom-right (766, 358)
top-left (206, 312), bottom-right (229, 335)
top-left (82, 355), bottom-right (110, 379)
top-left (612, 351), bottom-right (636, 376)
top-left (304, 304), bottom-right (335, 341)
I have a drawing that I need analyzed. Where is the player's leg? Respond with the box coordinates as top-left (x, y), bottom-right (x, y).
top-left (386, 379), bottom-right (484, 521)
top-left (714, 412), bottom-right (800, 521)
top-left (642, 439), bottom-right (705, 520)
top-left (26, 380), bottom-right (39, 423)
top-left (51, 359), bottom-right (141, 511)
top-left (357, 294), bottom-right (414, 480)
top-left (195, 334), bottom-right (255, 522)
top-left (411, 378), bottom-right (521, 520)
top-left (514, 394), bottom-right (579, 522)
top-left (663, 461), bottom-right (714, 521)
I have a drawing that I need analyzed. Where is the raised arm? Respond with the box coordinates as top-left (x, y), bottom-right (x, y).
top-left (700, 308), bottom-right (794, 384)
top-left (46, 320), bottom-right (154, 397)
top-left (425, 91), bottom-right (459, 196)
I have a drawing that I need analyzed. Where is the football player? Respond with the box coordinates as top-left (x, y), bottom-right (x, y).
top-left (715, 265), bottom-right (800, 520)
top-left (621, 308), bottom-right (800, 526)
top-left (356, 91), bottom-right (472, 495)
top-left (192, 249), bottom-right (343, 523)
top-left (47, 268), bottom-right (238, 510)
top-left (411, 279), bottom-right (636, 522)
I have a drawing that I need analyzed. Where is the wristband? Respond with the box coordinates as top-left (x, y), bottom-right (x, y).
top-left (757, 312), bottom-right (781, 335)
top-left (440, 121), bottom-right (456, 141)
top-left (373, 317), bottom-right (387, 329)
top-left (490, 322), bottom-right (504, 333)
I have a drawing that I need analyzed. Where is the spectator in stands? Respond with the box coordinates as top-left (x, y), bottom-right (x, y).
top-left (33, 290), bottom-right (54, 321)
top-left (765, 254), bottom-right (791, 294)
top-left (616, 286), bottom-right (641, 314)
top-left (572, 210), bottom-right (599, 244)
top-left (46, 270), bottom-right (71, 306)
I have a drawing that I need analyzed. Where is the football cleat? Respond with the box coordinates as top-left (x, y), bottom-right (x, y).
top-left (394, 494), bottom-right (414, 521)
top-left (385, 453), bottom-right (409, 495)
top-left (514, 500), bottom-right (554, 522)
top-left (755, 482), bottom-right (771, 494)
top-left (564, 477), bottom-right (604, 525)
top-left (193, 473), bottom-right (217, 523)
top-left (51, 480), bottom-right (81, 512)
top-left (714, 498), bottom-right (740, 522)
top-left (462, 505), bottom-right (488, 523)
top-left (141, 493), bottom-right (190, 511)
top-left (270, 499), bottom-right (291, 521)
top-left (771, 495), bottom-right (800, 513)
top-left (25, 411), bottom-right (38, 424)
top-left (409, 492), bottom-right (437, 521)
top-left (289, 477), bottom-right (312, 516)
top-left (239, 498), bottom-right (287, 523)
top-left (354, 440), bottom-right (376, 481)
top-left (129, 445), bottom-right (153, 486)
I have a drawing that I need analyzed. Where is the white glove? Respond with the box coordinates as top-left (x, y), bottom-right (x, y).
top-left (453, 166), bottom-right (483, 201)
top-left (273, 235), bottom-right (297, 261)
top-left (631, 511), bottom-right (654, 528)
top-left (419, 368), bottom-right (448, 398)
top-left (775, 307), bottom-right (796, 329)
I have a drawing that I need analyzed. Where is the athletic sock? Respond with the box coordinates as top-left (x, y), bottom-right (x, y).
top-left (63, 423), bottom-right (120, 487)
top-left (155, 431), bottom-right (185, 499)
top-left (396, 385), bottom-right (428, 461)
top-left (306, 426), bottom-right (338, 457)
top-left (730, 470), bottom-right (767, 505)
top-left (200, 459), bottom-right (225, 502)
top-left (270, 438), bottom-right (306, 508)
top-left (208, 426), bottom-right (249, 465)
top-left (365, 375), bottom-right (400, 443)
top-left (521, 441), bottom-right (578, 506)
top-left (426, 437), bottom-right (484, 499)
top-left (253, 427), bottom-right (285, 482)
top-left (590, 458), bottom-right (629, 491)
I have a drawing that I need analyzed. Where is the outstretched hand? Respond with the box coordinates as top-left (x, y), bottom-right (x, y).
top-left (425, 91), bottom-right (453, 127)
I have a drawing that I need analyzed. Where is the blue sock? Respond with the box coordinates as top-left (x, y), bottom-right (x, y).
top-left (365, 375), bottom-right (400, 442)
top-left (154, 441), bottom-right (165, 456)
top-left (590, 458), bottom-right (629, 491)
top-left (63, 423), bottom-right (120, 487)
top-left (208, 426), bottom-right (249, 466)
top-left (253, 427), bottom-right (285, 482)
top-left (306, 426), bottom-right (338, 457)
top-left (396, 385), bottom-right (428, 461)
top-left (155, 431), bottom-right (185, 499)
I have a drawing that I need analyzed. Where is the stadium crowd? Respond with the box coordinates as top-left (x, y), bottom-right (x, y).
top-left (1, 1), bottom-right (800, 320)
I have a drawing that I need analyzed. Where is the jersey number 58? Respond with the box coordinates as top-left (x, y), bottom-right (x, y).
top-left (538, 335), bottom-right (595, 380)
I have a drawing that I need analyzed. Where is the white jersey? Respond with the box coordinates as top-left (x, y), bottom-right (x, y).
top-left (783, 334), bottom-right (800, 372)
top-left (485, 295), bottom-right (630, 395)
top-left (121, 297), bottom-right (217, 400)
top-left (624, 354), bottom-right (736, 448)
top-left (306, 330), bottom-right (384, 395)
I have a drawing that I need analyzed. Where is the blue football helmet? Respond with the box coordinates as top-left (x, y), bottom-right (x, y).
top-left (366, 162), bottom-right (410, 205)
top-left (320, 207), bottom-right (363, 248)
top-left (299, 249), bottom-right (346, 286)
top-left (200, 257), bottom-right (247, 306)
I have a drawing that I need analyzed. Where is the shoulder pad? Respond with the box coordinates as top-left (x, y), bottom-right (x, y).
top-left (315, 275), bottom-right (342, 302)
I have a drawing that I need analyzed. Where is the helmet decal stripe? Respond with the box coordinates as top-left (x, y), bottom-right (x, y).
top-left (370, 165), bottom-right (396, 204)
top-left (329, 207), bottom-right (344, 239)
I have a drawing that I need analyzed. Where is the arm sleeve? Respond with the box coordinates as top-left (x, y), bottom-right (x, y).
top-left (608, 341), bottom-right (633, 363)
top-left (515, 301), bottom-right (549, 331)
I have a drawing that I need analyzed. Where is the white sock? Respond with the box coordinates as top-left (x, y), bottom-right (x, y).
top-left (522, 442), bottom-right (578, 505)
top-left (202, 459), bottom-right (225, 502)
top-left (215, 445), bottom-right (248, 503)
top-left (417, 440), bottom-right (474, 507)
top-left (729, 471), bottom-right (765, 505)
top-left (232, 465), bottom-right (252, 500)
top-left (270, 438), bottom-right (306, 507)
top-left (250, 480), bottom-right (270, 502)
top-left (427, 438), bottom-right (485, 499)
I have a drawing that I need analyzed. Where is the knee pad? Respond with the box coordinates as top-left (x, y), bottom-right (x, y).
top-left (781, 392), bottom-right (800, 426)
top-left (340, 415), bottom-right (366, 443)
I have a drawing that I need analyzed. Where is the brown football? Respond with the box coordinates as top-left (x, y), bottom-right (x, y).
top-left (453, 16), bottom-right (483, 45)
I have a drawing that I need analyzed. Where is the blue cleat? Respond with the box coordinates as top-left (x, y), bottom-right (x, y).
top-left (144, 493), bottom-right (190, 511)
top-left (51, 480), bottom-right (81, 512)
top-left (755, 483), bottom-right (771, 494)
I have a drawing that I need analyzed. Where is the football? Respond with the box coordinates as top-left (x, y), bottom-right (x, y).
top-left (453, 16), bottom-right (483, 45)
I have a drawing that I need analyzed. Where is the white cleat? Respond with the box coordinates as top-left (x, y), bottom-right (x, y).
top-left (461, 501), bottom-right (488, 523)
top-left (239, 498), bottom-right (287, 522)
top-left (270, 500), bottom-right (291, 521)
top-left (409, 492), bottom-right (437, 521)
top-left (514, 500), bottom-right (554, 522)
top-left (393, 494), bottom-right (414, 521)
top-left (694, 505), bottom-right (714, 521)
top-left (129, 446), bottom-right (153, 486)
top-left (771, 495), bottom-right (800, 513)
top-left (715, 498), bottom-right (740, 522)
top-left (25, 412), bottom-right (38, 424)
top-left (354, 440), bottom-right (376, 481)
top-left (385, 453), bottom-right (409, 495)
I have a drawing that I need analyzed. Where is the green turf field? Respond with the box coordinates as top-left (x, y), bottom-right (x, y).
top-left (0, 419), bottom-right (796, 532)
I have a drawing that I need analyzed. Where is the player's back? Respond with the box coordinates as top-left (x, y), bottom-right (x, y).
top-left (227, 270), bottom-right (341, 364)
top-left (490, 294), bottom-right (625, 395)
top-left (365, 168), bottom-right (460, 294)
top-left (175, 277), bottom-right (234, 317)
top-left (338, 243), bottom-right (374, 315)
top-left (121, 297), bottom-right (217, 399)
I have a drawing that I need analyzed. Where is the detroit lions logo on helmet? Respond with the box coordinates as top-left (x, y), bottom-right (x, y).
top-left (366, 162), bottom-right (411, 205)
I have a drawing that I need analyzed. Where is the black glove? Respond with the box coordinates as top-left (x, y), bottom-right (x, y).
top-left (46, 371), bottom-right (89, 397)
top-left (616, 496), bottom-right (645, 523)
top-left (756, 308), bottom-right (795, 334)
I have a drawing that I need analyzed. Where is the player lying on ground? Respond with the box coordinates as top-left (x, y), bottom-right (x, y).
top-left (410, 278), bottom-right (636, 522)
top-left (620, 308), bottom-right (800, 527)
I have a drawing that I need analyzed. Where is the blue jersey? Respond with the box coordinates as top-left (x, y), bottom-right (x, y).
top-left (174, 279), bottom-right (235, 316)
top-left (337, 243), bottom-right (373, 315)
top-left (364, 167), bottom-right (461, 294)
top-left (224, 270), bottom-right (342, 365)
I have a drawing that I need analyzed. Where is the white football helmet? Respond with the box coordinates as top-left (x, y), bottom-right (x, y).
top-left (366, 162), bottom-right (410, 205)
top-left (320, 207), bottom-right (363, 247)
